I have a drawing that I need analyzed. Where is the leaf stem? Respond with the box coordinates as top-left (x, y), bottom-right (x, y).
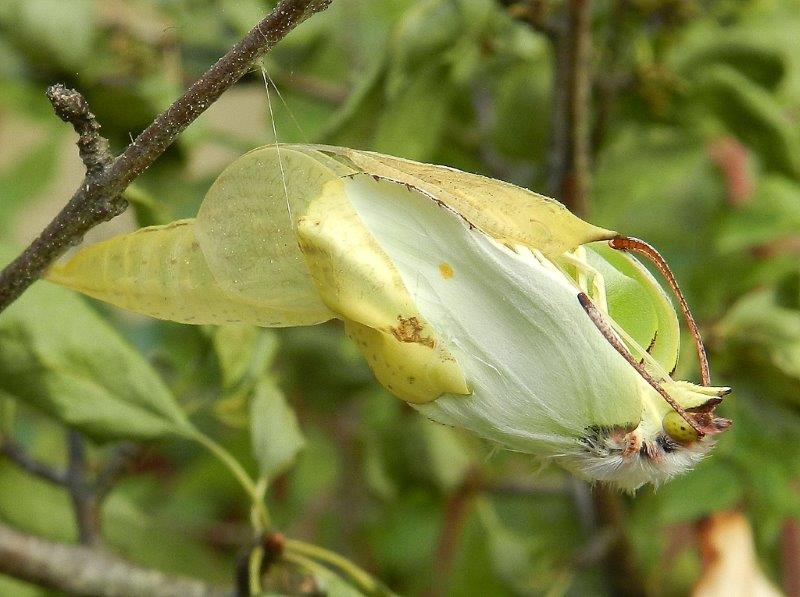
top-left (188, 430), bottom-right (271, 530)
top-left (282, 551), bottom-right (336, 582)
top-left (248, 477), bottom-right (270, 594)
top-left (248, 546), bottom-right (265, 596)
top-left (284, 538), bottom-right (394, 596)
top-left (251, 476), bottom-right (270, 530)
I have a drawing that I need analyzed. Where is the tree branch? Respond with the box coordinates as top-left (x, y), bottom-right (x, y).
top-left (548, 0), bottom-right (592, 216)
top-left (66, 431), bottom-right (102, 546)
top-left (45, 84), bottom-right (114, 176)
top-left (592, 486), bottom-right (647, 597)
top-left (0, 441), bottom-right (68, 486)
top-left (0, 0), bottom-right (333, 313)
top-left (781, 518), bottom-right (800, 597)
top-left (2, 435), bottom-right (138, 546)
top-left (500, 0), bottom-right (592, 215)
top-left (95, 441), bottom-right (139, 499)
top-left (427, 474), bottom-right (481, 596)
top-left (0, 521), bottom-right (232, 597)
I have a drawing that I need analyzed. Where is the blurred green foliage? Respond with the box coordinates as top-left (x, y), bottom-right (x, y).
top-left (1, 0), bottom-right (800, 595)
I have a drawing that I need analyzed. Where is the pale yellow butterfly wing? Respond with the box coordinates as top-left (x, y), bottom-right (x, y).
top-left (344, 320), bottom-right (468, 405)
top-left (297, 178), bottom-right (469, 403)
top-left (46, 219), bottom-right (316, 326)
top-left (304, 144), bottom-right (616, 256)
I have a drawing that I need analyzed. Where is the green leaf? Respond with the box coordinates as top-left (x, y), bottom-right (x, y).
top-left (372, 64), bottom-right (453, 161)
top-left (5, 0), bottom-right (94, 68)
top-left (0, 460), bottom-right (76, 542)
top-left (475, 498), bottom-right (540, 592)
top-left (250, 378), bottom-right (305, 479)
top-left (213, 325), bottom-right (279, 390)
top-left (492, 61), bottom-right (551, 162)
top-left (680, 39), bottom-right (786, 91)
top-left (0, 250), bottom-right (192, 441)
top-left (385, 0), bottom-right (462, 98)
top-left (716, 175), bottom-right (800, 253)
top-left (717, 285), bottom-right (800, 380)
top-left (420, 420), bottom-right (471, 492)
top-left (696, 65), bottom-right (800, 178)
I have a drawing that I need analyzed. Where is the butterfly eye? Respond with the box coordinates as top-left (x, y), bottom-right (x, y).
top-left (662, 410), bottom-right (700, 444)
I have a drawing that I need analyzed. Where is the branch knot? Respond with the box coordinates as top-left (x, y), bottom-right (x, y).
top-left (46, 84), bottom-right (114, 177)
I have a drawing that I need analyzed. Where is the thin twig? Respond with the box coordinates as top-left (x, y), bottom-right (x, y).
top-left (66, 431), bottom-right (102, 546)
top-left (592, 486), bottom-right (647, 597)
top-left (547, 0), bottom-right (592, 216)
top-left (45, 84), bottom-right (114, 176)
top-left (0, 0), bottom-right (333, 313)
top-left (95, 441), bottom-right (139, 499)
top-left (2, 435), bottom-right (132, 545)
top-left (427, 475), bottom-right (481, 597)
top-left (0, 521), bottom-right (232, 597)
top-left (591, 0), bottom-right (627, 152)
top-left (0, 441), bottom-right (69, 486)
top-left (513, 2), bottom-right (648, 593)
top-left (781, 518), bottom-right (800, 597)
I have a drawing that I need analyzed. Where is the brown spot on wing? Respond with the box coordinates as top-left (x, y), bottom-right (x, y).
top-left (390, 316), bottom-right (435, 348)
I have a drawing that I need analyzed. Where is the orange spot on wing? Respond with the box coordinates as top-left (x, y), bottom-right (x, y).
top-left (438, 262), bottom-right (454, 279)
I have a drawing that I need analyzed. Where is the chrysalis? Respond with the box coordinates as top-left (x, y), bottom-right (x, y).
top-left (47, 145), bottom-right (730, 490)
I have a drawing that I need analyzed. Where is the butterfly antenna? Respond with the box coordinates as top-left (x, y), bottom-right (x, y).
top-left (608, 236), bottom-right (710, 386)
top-left (577, 292), bottom-right (704, 436)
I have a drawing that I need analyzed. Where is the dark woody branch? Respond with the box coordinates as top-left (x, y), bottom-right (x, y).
top-left (0, 0), bottom-right (333, 313)
top-left (66, 431), bottom-right (103, 546)
top-left (498, 0), bottom-right (592, 216)
top-left (45, 84), bottom-right (114, 177)
top-left (0, 521), bottom-right (233, 597)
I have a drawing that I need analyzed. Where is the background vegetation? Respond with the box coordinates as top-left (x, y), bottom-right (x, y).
top-left (1, 0), bottom-right (800, 594)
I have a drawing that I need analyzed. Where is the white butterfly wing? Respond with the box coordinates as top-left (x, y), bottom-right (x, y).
top-left (345, 174), bottom-right (646, 455)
